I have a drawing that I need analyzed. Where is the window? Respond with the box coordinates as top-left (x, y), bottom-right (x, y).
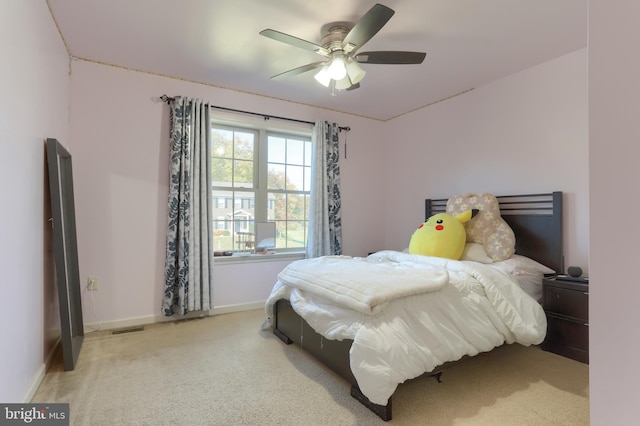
top-left (211, 122), bottom-right (312, 253)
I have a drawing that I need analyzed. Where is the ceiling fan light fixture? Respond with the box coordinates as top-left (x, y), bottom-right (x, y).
top-left (346, 60), bottom-right (366, 84)
top-left (335, 75), bottom-right (353, 90)
top-left (327, 55), bottom-right (347, 80)
top-left (314, 66), bottom-right (331, 87)
top-left (261, 4), bottom-right (427, 93)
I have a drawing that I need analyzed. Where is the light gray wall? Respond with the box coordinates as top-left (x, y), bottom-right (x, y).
top-left (0, 1), bottom-right (70, 402)
top-left (589, 1), bottom-right (640, 424)
top-left (67, 60), bottom-right (386, 328)
top-left (382, 49), bottom-right (589, 272)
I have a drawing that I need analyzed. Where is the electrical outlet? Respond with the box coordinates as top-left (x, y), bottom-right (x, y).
top-left (87, 276), bottom-right (99, 291)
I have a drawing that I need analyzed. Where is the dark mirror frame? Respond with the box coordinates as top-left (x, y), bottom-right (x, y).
top-left (46, 138), bottom-right (84, 371)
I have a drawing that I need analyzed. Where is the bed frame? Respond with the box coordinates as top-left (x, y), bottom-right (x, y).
top-left (272, 192), bottom-right (563, 421)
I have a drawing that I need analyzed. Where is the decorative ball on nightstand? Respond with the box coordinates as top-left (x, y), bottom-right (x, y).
top-left (567, 266), bottom-right (583, 277)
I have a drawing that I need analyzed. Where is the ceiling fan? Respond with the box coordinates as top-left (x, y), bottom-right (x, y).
top-left (259, 3), bottom-right (426, 91)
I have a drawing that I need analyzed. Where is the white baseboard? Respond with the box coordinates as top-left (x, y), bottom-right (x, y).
top-left (24, 363), bottom-right (47, 403)
top-left (211, 300), bottom-right (265, 315)
top-left (25, 338), bottom-right (61, 403)
top-left (83, 300), bottom-right (266, 333)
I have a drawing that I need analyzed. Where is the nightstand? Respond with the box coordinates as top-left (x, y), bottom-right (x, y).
top-left (541, 276), bottom-right (589, 364)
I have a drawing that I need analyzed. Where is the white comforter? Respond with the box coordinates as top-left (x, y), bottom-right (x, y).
top-left (265, 250), bottom-right (547, 405)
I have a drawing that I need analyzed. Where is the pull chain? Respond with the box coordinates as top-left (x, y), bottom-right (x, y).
top-left (339, 126), bottom-right (351, 159)
top-left (344, 130), bottom-right (348, 159)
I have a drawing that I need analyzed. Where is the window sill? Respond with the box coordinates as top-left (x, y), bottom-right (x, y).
top-left (213, 251), bottom-right (305, 265)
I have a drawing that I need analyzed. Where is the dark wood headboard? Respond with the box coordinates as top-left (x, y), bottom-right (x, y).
top-left (425, 192), bottom-right (563, 274)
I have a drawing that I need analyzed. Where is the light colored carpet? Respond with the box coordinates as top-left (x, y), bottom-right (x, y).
top-left (32, 309), bottom-right (589, 425)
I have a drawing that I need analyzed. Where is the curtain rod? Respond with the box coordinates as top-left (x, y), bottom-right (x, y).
top-left (159, 94), bottom-right (350, 132)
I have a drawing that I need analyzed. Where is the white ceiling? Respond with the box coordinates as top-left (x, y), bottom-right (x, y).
top-left (47, 0), bottom-right (587, 121)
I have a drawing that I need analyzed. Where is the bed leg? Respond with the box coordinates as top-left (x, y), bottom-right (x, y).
top-left (431, 371), bottom-right (443, 383)
top-left (350, 385), bottom-right (392, 421)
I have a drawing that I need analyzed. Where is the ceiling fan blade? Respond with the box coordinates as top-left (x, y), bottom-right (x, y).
top-left (355, 51), bottom-right (426, 64)
top-left (260, 29), bottom-right (330, 56)
top-left (342, 4), bottom-right (395, 52)
top-left (271, 62), bottom-right (325, 80)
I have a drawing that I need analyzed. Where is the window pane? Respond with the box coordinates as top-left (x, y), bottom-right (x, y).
top-left (272, 220), bottom-right (305, 249)
top-left (286, 221), bottom-right (306, 248)
top-left (287, 139), bottom-right (305, 165)
top-left (234, 159), bottom-right (253, 188)
top-left (267, 193), bottom-right (276, 219)
top-left (268, 163), bottom-right (286, 190)
top-left (234, 131), bottom-right (254, 160)
top-left (286, 165), bottom-right (304, 191)
top-left (287, 194), bottom-right (306, 220)
top-left (212, 190), bottom-right (233, 251)
top-left (212, 127), bottom-right (254, 189)
top-left (274, 220), bottom-right (286, 248)
top-left (212, 129), bottom-right (233, 158)
top-left (212, 158), bottom-right (233, 187)
top-left (268, 192), bottom-right (286, 221)
top-left (268, 136), bottom-right (286, 163)
top-left (212, 190), bottom-right (255, 251)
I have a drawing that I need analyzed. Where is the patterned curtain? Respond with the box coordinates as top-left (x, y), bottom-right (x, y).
top-left (307, 121), bottom-right (343, 258)
top-left (162, 97), bottom-right (214, 316)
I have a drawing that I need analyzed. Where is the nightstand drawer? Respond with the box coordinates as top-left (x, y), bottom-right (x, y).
top-left (544, 315), bottom-right (589, 363)
top-left (544, 285), bottom-right (588, 321)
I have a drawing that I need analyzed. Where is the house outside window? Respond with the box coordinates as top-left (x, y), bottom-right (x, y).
top-left (211, 122), bottom-right (312, 253)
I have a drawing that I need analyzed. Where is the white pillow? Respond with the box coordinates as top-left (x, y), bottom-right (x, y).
top-left (460, 243), bottom-right (494, 264)
top-left (494, 254), bottom-right (555, 276)
top-left (490, 255), bottom-right (555, 302)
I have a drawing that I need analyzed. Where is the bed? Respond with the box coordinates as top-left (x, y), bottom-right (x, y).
top-left (265, 192), bottom-right (563, 421)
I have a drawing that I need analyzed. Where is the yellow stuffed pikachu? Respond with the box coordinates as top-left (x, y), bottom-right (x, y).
top-left (408, 209), bottom-right (478, 260)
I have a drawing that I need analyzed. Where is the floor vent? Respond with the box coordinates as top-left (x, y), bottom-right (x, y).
top-left (112, 326), bottom-right (145, 335)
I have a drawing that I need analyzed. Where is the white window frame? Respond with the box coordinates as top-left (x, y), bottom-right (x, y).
top-left (211, 114), bottom-right (312, 261)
